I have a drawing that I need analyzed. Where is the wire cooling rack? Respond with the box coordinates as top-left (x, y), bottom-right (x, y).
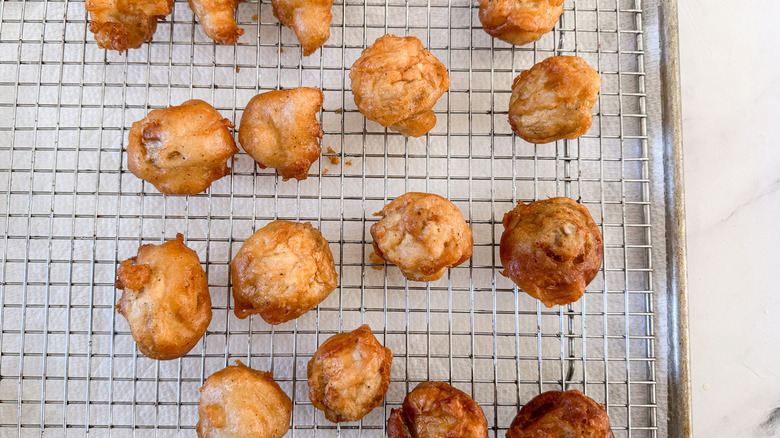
top-left (0, 0), bottom-right (686, 435)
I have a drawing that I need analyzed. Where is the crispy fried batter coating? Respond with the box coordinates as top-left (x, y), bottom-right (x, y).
top-left (189, 0), bottom-right (244, 44)
top-left (509, 56), bottom-right (601, 144)
top-left (238, 88), bottom-right (324, 181)
top-left (387, 381), bottom-right (488, 438)
top-left (197, 361), bottom-right (292, 438)
top-left (271, 0), bottom-right (334, 56)
top-left (127, 99), bottom-right (238, 195)
top-left (478, 0), bottom-right (563, 46)
top-left (500, 197), bottom-right (603, 307)
top-left (231, 220), bottom-right (338, 324)
top-left (86, 0), bottom-right (173, 52)
top-left (350, 35), bottom-right (449, 137)
top-left (307, 324), bottom-right (393, 423)
top-left (371, 193), bottom-right (473, 282)
top-left (506, 390), bottom-right (614, 438)
top-left (115, 234), bottom-right (211, 360)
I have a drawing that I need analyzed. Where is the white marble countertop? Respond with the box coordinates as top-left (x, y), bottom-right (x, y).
top-left (679, 1), bottom-right (780, 435)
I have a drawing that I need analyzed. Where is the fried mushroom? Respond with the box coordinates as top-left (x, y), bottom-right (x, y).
top-left (307, 324), bottom-right (393, 423)
top-left (127, 99), bottom-right (239, 195)
top-left (387, 381), bottom-right (488, 438)
top-left (350, 35), bottom-right (449, 137)
top-left (500, 197), bottom-right (603, 307)
top-left (478, 0), bottom-right (563, 46)
top-left (506, 390), bottom-right (614, 438)
top-left (238, 88), bottom-right (324, 181)
top-left (272, 0), bottom-right (334, 56)
top-left (115, 234), bottom-right (211, 360)
top-left (188, 0), bottom-right (244, 44)
top-left (370, 192), bottom-right (473, 282)
top-left (197, 361), bottom-right (292, 438)
top-left (509, 56), bottom-right (601, 144)
top-left (231, 220), bottom-right (338, 324)
top-left (86, 0), bottom-right (173, 52)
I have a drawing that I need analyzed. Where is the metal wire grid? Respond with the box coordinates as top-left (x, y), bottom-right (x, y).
top-left (0, 0), bottom-right (658, 435)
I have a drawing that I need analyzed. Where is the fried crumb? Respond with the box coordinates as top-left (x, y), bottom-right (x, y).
top-left (345, 160), bottom-right (352, 166)
top-left (252, 14), bottom-right (258, 21)
top-left (334, 108), bottom-right (343, 114)
top-left (326, 146), bottom-right (340, 165)
top-left (235, 66), bottom-right (240, 73)
top-left (322, 168), bottom-right (329, 175)
top-left (326, 146), bottom-right (336, 154)
top-left (278, 47), bottom-right (284, 53)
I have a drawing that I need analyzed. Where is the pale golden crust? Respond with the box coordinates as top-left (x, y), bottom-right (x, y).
top-left (509, 56), bottom-right (601, 144)
top-left (478, 0), bottom-right (563, 46)
top-left (197, 361), bottom-right (292, 438)
top-left (307, 324), bottom-right (393, 423)
top-left (387, 381), bottom-right (489, 438)
top-left (349, 35), bottom-right (449, 137)
top-left (127, 99), bottom-right (239, 195)
top-left (506, 390), bottom-right (614, 438)
top-left (86, 0), bottom-right (172, 52)
top-left (188, 0), bottom-right (244, 44)
top-left (370, 193), bottom-right (473, 282)
top-left (271, 0), bottom-right (334, 56)
top-left (238, 88), bottom-right (324, 181)
top-left (230, 220), bottom-right (338, 324)
top-left (115, 234), bottom-right (212, 360)
top-left (500, 197), bottom-right (603, 307)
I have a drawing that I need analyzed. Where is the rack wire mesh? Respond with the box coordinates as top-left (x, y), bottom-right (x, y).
top-left (0, 0), bottom-right (664, 435)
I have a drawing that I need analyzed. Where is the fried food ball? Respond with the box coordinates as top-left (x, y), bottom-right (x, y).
top-left (387, 381), bottom-right (488, 438)
top-left (238, 88), bottom-right (323, 181)
top-left (307, 324), bottom-right (393, 423)
top-left (197, 361), bottom-right (292, 438)
top-left (370, 193), bottom-right (473, 282)
top-left (115, 234), bottom-right (211, 360)
top-left (506, 390), bottom-right (614, 438)
top-left (231, 220), bottom-right (338, 324)
top-left (271, 0), bottom-right (334, 56)
top-left (189, 0), bottom-right (244, 44)
top-left (86, 0), bottom-right (172, 52)
top-left (127, 99), bottom-right (239, 195)
top-left (509, 56), bottom-right (601, 144)
top-left (478, 0), bottom-right (563, 46)
top-left (350, 35), bottom-right (449, 137)
top-left (500, 197), bottom-right (603, 307)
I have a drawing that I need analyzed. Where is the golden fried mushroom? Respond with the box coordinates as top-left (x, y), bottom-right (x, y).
top-left (307, 324), bottom-right (393, 422)
top-left (271, 0), bottom-right (334, 56)
top-left (478, 0), bottom-right (563, 46)
top-left (350, 35), bottom-right (449, 137)
top-left (387, 381), bottom-right (489, 438)
top-left (115, 234), bottom-right (211, 360)
top-left (509, 56), bottom-right (601, 144)
top-left (197, 361), bottom-right (292, 438)
top-left (500, 197), bottom-right (603, 307)
top-left (506, 390), bottom-right (614, 438)
top-left (86, 0), bottom-right (173, 52)
top-left (188, 0), bottom-right (244, 44)
top-left (370, 192), bottom-right (473, 282)
top-left (238, 88), bottom-right (324, 181)
top-left (231, 220), bottom-right (338, 324)
top-left (127, 99), bottom-right (239, 195)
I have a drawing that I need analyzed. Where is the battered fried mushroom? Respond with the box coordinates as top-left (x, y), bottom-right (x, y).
top-left (271, 0), bottom-right (334, 56)
top-left (115, 234), bottom-right (211, 360)
top-left (238, 88), bottom-right (324, 181)
top-left (370, 192), bottom-right (473, 282)
top-left (387, 381), bottom-right (488, 438)
top-left (308, 324), bottom-right (393, 422)
top-left (350, 35), bottom-right (449, 137)
top-left (197, 361), bottom-right (292, 438)
top-left (86, 0), bottom-right (173, 52)
top-left (231, 220), bottom-right (338, 324)
top-left (478, 0), bottom-right (563, 46)
top-left (506, 390), bottom-right (614, 438)
top-left (509, 56), bottom-right (601, 144)
top-left (500, 197), bottom-right (603, 307)
top-left (127, 99), bottom-right (239, 195)
top-left (188, 0), bottom-right (244, 44)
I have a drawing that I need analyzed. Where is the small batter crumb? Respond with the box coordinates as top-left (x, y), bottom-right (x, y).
top-left (326, 146), bottom-right (340, 165)
top-left (345, 160), bottom-right (352, 166)
top-left (235, 66), bottom-right (240, 73)
top-left (322, 168), bottom-right (329, 175)
top-left (334, 108), bottom-right (343, 114)
top-left (252, 14), bottom-right (258, 21)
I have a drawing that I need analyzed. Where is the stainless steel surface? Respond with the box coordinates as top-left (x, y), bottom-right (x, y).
top-left (0, 0), bottom-right (687, 435)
